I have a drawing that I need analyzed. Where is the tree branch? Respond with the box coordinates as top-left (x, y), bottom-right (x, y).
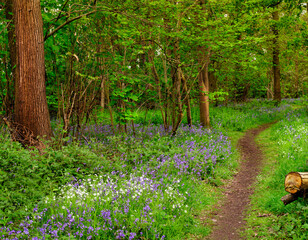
top-left (0, 21), bottom-right (12, 35)
top-left (44, 0), bottom-right (70, 40)
top-left (57, 0), bottom-right (70, 21)
top-left (44, 10), bottom-right (96, 41)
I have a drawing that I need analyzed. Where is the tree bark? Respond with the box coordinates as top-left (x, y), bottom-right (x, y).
top-left (171, 63), bottom-right (183, 136)
top-left (198, 0), bottom-right (210, 128)
top-left (272, 7), bottom-right (281, 103)
top-left (100, 75), bottom-right (106, 109)
top-left (148, 46), bottom-right (167, 130)
top-left (12, 0), bottom-right (52, 139)
top-left (281, 193), bottom-right (299, 205)
top-left (106, 81), bottom-right (114, 133)
top-left (163, 54), bottom-right (170, 130)
top-left (266, 70), bottom-right (274, 99)
top-left (199, 51), bottom-right (211, 128)
top-left (181, 69), bottom-right (192, 127)
top-left (294, 55), bottom-right (299, 98)
top-left (281, 190), bottom-right (307, 206)
top-left (171, 11), bottom-right (183, 136)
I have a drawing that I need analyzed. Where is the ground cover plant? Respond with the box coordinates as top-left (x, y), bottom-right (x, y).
top-left (0, 100), bottom-right (298, 239)
top-left (244, 105), bottom-right (308, 239)
top-left (0, 131), bottom-right (107, 223)
top-left (0, 124), bottom-right (233, 239)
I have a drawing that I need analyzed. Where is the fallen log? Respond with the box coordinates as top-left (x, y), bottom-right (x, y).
top-left (284, 172), bottom-right (308, 194)
top-left (281, 172), bottom-right (308, 205)
top-left (281, 193), bottom-right (299, 205)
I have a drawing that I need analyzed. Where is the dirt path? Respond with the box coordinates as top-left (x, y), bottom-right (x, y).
top-left (208, 123), bottom-right (273, 240)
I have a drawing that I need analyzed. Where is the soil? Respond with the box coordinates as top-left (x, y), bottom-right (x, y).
top-left (207, 123), bottom-right (273, 240)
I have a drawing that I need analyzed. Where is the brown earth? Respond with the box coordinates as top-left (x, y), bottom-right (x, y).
top-left (207, 123), bottom-right (273, 240)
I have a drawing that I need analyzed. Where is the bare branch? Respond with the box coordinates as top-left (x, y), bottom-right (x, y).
top-left (44, 10), bottom-right (96, 41)
top-left (56, 0), bottom-right (70, 22)
top-left (0, 21), bottom-right (11, 35)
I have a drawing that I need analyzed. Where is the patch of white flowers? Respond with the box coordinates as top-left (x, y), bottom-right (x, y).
top-left (45, 172), bottom-right (188, 214)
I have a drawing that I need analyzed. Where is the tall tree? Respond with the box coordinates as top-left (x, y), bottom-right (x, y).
top-left (11, 0), bottom-right (52, 140)
top-left (198, 50), bottom-right (211, 128)
top-left (271, 4), bottom-right (282, 102)
top-left (198, 0), bottom-right (211, 128)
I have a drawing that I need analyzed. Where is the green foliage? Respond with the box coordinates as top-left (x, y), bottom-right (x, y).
top-left (1, 0), bottom-right (308, 118)
top-left (207, 91), bottom-right (229, 102)
top-left (0, 134), bottom-right (109, 222)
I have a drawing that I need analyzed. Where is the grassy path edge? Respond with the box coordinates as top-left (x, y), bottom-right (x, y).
top-left (243, 125), bottom-right (308, 240)
top-left (186, 131), bottom-right (244, 239)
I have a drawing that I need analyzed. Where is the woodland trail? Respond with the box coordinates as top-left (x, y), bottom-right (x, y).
top-left (207, 123), bottom-right (273, 240)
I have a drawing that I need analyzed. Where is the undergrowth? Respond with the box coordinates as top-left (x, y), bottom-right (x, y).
top-left (94, 99), bottom-right (293, 132)
top-left (0, 99), bottom-right (302, 239)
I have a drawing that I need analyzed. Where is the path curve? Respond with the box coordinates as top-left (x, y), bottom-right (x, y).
top-left (208, 123), bottom-right (273, 240)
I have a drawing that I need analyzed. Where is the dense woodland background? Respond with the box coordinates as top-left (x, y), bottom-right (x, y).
top-left (0, 1), bottom-right (307, 239)
top-left (0, 0), bottom-right (307, 140)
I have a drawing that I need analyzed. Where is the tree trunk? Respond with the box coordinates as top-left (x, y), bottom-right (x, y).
top-left (171, 65), bottom-right (177, 128)
top-left (106, 81), bottom-right (114, 133)
top-left (266, 70), bottom-right (274, 99)
top-left (199, 51), bottom-right (211, 128)
top-left (96, 27), bottom-right (106, 111)
top-left (272, 7), bottom-right (281, 103)
top-left (198, 0), bottom-right (211, 128)
top-left (171, 9), bottom-right (184, 136)
top-left (163, 55), bottom-right (170, 130)
top-left (181, 69), bottom-right (192, 127)
top-left (12, 0), bottom-right (52, 139)
top-left (294, 55), bottom-right (299, 98)
top-left (170, 61), bottom-right (183, 135)
top-left (100, 75), bottom-right (106, 109)
top-left (171, 66), bottom-right (183, 136)
top-left (148, 47), bottom-right (167, 130)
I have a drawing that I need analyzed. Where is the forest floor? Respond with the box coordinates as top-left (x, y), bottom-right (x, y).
top-left (206, 123), bottom-right (274, 240)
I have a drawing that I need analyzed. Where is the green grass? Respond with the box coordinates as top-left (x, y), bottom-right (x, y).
top-left (244, 107), bottom-right (308, 239)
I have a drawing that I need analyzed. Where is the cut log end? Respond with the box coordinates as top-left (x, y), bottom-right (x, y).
top-left (282, 172), bottom-right (308, 205)
top-left (284, 172), bottom-right (308, 194)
